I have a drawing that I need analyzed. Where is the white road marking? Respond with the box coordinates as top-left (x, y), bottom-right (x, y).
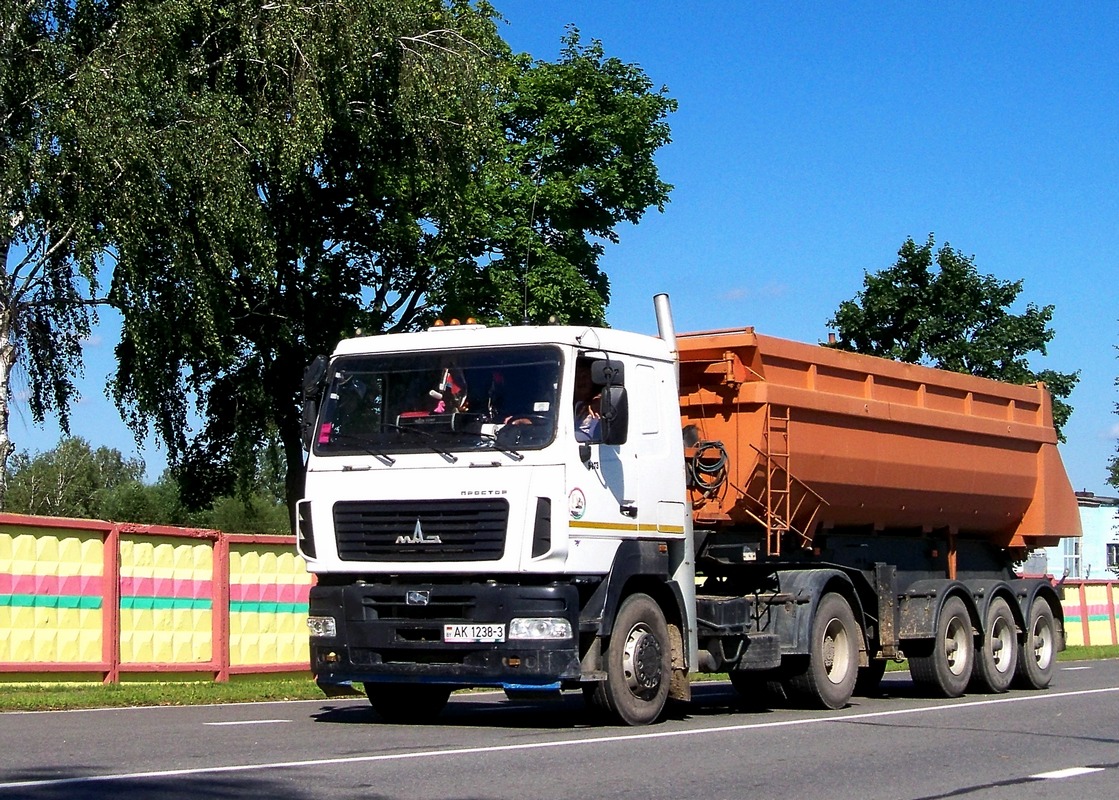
top-left (2, 685), bottom-right (1117, 791)
top-left (202, 719), bottom-right (291, 727)
top-left (1031, 767), bottom-right (1106, 779)
top-left (1061, 666), bottom-right (1092, 671)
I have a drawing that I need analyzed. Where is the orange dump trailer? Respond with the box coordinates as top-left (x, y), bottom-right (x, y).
top-left (676, 327), bottom-right (1081, 560)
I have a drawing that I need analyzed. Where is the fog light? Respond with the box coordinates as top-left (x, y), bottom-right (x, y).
top-left (307, 616), bottom-right (337, 637)
top-left (509, 617), bottom-right (572, 640)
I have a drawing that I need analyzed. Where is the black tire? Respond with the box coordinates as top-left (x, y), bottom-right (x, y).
top-left (910, 596), bottom-right (974, 698)
top-left (970, 597), bottom-right (1018, 693)
top-left (363, 683), bottom-right (451, 723)
top-left (589, 593), bottom-right (671, 726)
top-left (1014, 600), bottom-right (1057, 689)
top-left (785, 592), bottom-right (859, 710)
top-left (854, 658), bottom-right (888, 697)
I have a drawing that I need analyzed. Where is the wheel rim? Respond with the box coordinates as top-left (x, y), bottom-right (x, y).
top-left (622, 623), bottom-right (663, 698)
top-left (822, 616), bottom-right (853, 685)
top-left (944, 614), bottom-right (970, 676)
top-left (1030, 614), bottom-right (1054, 670)
top-left (990, 615), bottom-right (1015, 674)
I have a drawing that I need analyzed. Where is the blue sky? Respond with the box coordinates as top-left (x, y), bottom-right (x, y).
top-left (14, 2), bottom-right (1119, 496)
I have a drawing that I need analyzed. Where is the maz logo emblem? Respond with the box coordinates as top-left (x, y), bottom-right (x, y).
top-left (406, 591), bottom-right (431, 606)
top-left (395, 519), bottom-right (443, 545)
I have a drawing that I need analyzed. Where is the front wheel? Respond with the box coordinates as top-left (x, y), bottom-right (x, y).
top-left (364, 683), bottom-right (451, 723)
top-left (589, 593), bottom-right (672, 725)
top-left (1014, 600), bottom-right (1057, 689)
top-left (785, 592), bottom-right (860, 710)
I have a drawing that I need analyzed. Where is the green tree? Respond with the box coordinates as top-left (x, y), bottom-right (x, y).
top-left (0, 2), bottom-right (115, 505)
top-left (5, 437), bottom-right (145, 519)
top-left (828, 235), bottom-right (1078, 439)
top-left (67, 2), bottom-right (674, 516)
top-left (62, 0), bottom-right (509, 515)
top-left (97, 472), bottom-right (187, 527)
top-left (6, 438), bottom-right (288, 529)
top-left (427, 29), bottom-right (676, 326)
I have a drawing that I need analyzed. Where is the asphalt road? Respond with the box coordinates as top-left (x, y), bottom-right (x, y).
top-left (2, 660), bottom-right (1117, 800)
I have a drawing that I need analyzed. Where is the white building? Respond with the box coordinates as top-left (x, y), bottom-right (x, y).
top-left (1022, 492), bottom-right (1119, 579)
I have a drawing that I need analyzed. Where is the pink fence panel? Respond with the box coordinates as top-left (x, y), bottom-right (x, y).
top-left (0, 514), bottom-right (310, 683)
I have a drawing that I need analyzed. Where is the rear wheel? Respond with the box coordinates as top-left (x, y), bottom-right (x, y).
top-left (1014, 600), bottom-right (1057, 689)
top-left (971, 597), bottom-right (1018, 693)
top-left (785, 592), bottom-right (859, 710)
top-left (589, 593), bottom-right (671, 725)
top-left (363, 683), bottom-right (451, 723)
top-left (910, 596), bottom-right (974, 698)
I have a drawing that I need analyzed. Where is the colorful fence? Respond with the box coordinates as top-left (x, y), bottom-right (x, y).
top-left (3, 512), bottom-right (1113, 683)
top-left (0, 514), bottom-right (310, 683)
top-left (1061, 579), bottom-right (1119, 647)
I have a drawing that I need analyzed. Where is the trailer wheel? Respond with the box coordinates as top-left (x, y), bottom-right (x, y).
top-left (590, 593), bottom-right (671, 725)
top-left (910, 596), bottom-right (974, 698)
top-left (970, 597), bottom-right (1018, 693)
top-left (785, 592), bottom-right (859, 710)
top-left (364, 683), bottom-right (451, 723)
top-left (1014, 600), bottom-right (1057, 690)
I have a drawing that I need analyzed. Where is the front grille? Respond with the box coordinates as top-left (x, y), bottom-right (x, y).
top-left (333, 498), bottom-right (508, 561)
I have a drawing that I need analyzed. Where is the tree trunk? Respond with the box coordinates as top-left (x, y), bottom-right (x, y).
top-left (0, 303), bottom-right (17, 510)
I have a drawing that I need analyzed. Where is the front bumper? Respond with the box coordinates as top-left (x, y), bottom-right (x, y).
top-left (309, 581), bottom-right (583, 690)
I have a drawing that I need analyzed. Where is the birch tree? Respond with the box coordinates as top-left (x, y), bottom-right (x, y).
top-left (0, 1), bottom-right (110, 506)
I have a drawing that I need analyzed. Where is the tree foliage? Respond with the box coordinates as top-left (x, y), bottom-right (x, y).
top-left (5, 437), bottom-right (145, 519)
top-left (828, 235), bottom-right (1078, 439)
top-left (428, 29), bottom-right (676, 326)
top-left (0, 1), bottom-right (115, 504)
top-left (59, 1), bottom-right (674, 515)
top-left (6, 437), bottom-right (290, 533)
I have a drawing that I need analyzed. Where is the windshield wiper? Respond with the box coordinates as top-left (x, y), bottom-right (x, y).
top-left (476, 431), bottom-right (524, 462)
top-left (320, 432), bottom-right (396, 466)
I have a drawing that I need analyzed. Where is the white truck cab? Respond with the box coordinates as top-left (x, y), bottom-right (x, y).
top-left (298, 319), bottom-right (694, 724)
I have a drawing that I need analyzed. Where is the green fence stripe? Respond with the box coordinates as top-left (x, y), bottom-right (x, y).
top-left (230, 601), bottom-right (309, 615)
top-left (1, 594), bottom-right (103, 610)
top-left (120, 597), bottom-right (213, 611)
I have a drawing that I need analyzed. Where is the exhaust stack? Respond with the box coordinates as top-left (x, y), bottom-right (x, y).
top-left (653, 293), bottom-right (679, 387)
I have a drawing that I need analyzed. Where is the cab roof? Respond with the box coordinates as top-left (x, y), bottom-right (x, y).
top-left (330, 324), bottom-right (674, 362)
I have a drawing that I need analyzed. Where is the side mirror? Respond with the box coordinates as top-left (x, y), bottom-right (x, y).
top-left (301, 356), bottom-right (329, 450)
top-left (303, 355), bottom-right (328, 398)
top-left (591, 359), bottom-right (625, 387)
top-left (598, 386), bottom-right (629, 445)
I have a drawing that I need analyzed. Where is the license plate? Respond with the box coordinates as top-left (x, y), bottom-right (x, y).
top-left (444, 623), bottom-right (505, 643)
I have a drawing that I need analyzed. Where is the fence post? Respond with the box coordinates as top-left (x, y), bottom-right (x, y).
top-left (103, 524), bottom-right (122, 684)
top-left (1077, 582), bottom-right (1091, 646)
top-left (1108, 582), bottom-right (1118, 646)
top-left (213, 532), bottom-right (231, 682)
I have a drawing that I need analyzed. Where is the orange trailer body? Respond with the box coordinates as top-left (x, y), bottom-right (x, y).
top-left (677, 327), bottom-right (1081, 555)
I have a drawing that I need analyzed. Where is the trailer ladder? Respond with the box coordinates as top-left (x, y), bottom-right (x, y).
top-left (737, 406), bottom-right (826, 556)
top-left (765, 405), bottom-right (791, 555)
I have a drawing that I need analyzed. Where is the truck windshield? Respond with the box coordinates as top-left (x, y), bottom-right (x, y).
top-left (314, 345), bottom-right (562, 456)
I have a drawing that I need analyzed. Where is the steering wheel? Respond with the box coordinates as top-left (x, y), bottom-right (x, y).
top-left (504, 414), bottom-right (548, 427)
top-left (496, 415), bottom-right (552, 447)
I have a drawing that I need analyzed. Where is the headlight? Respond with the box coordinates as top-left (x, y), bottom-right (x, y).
top-left (306, 616), bottom-right (337, 637)
top-left (508, 617), bottom-right (572, 640)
